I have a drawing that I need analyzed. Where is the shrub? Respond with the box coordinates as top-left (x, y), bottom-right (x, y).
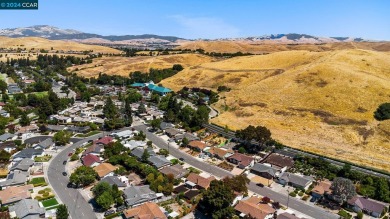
top-left (338, 209), bottom-right (352, 219)
top-left (35, 194), bottom-right (55, 201)
top-left (357, 211), bottom-right (363, 219)
top-left (298, 191), bottom-right (304, 196)
top-left (302, 195), bottom-right (309, 201)
top-left (70, 154), bottom-right (79, 161)
top-left (38, 190), bottom-right (45, 194)
top-left (289, 192), bottom-right (297, 197)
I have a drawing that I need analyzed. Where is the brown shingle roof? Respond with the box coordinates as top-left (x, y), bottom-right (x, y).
top-left (93, 163), bottom-right (118, 178)
top-left (263, 153), bottom-right (294, 168)
top-left (208, 147), bottom-right (231, 158)
top-left (0, 185), bottom-right (33, 205)
top-left (312, 180), bottom-right (332, 195)
top-left (188, 141), bottom-right (207, 150)
top-left (234, 197), bottom-right (275, 219)
top-left (82, 154), bottom-right (101, 167)
top-left (228, 153), bottom-right (254, 167)
top-left (159, 164), bottom-right (188, 179)
top-left (124, 202), bottom-right (167, 219)
top-left (186, 173), bottom-right (214, 189)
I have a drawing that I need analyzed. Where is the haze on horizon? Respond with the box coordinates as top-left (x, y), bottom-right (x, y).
top-left (0, 0), bottom-right (389, 40)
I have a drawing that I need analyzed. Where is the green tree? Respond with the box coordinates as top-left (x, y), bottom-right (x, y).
top-left (124, 98), bottom-right (133, 126)
top-left (96, 191), bottom-right (114, 210)
top-left (138, 103), bottom-right (146, 114)
top-left (19, 112), bottom-right (31, 126)
top-left (92, 182), bottom-right (112, 197)
top-left (0, 80), bottom-right (7, 94)
top-left (103, 97), bottom-right (118, 119)
top-left (374, 103), bottom-right (390, 121)
top-left (198, 180), bottom-right (235, 219)
top-left (357, 211), bottom-right (363, 219)
top-left (330, 177), bottom-right (357, 203)
top-left (56, 204), bottom-right (69, 219)
top-left (142, 149), bottom-right (150, 162)
top-left (182, 137), bottom-right (189, 147)
top-left (112, 184), bottom-right (123, 205)
top-left (150, 118), bottom-right (161, 130)
top-left (0, 150), bottom-right (11, 163)
top-left (53, 130), bottom-right (71, 145)
top-left (69, 166), bottom-right (98, 187)
top-left (375, 177), bottom-right (390, 202)
top-left (2, 93), bottom-right (9, 103)
top-left (222, 175), bottom-right (250, 195)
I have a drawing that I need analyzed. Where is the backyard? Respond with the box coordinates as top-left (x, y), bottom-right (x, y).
top-left (34, 155), bottom-right (52, 162)
top-left (41, 198), bottom-right (59, 209)
top-left (29, 177), bottom-right (46, 186)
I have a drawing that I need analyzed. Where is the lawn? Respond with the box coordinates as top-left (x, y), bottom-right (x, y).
top-left (31, 91), bottom-right (48, 98)
top-left (41, 198), bottom-right (59, 208)
top-left (34, 155), bottom-right (52, 162)
top-left (29, 177), bottom-right (46, 185)
top-left (75, 130), bottom-right (100, 137)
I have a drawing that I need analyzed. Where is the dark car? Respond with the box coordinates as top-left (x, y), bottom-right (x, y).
top-left (104, 210), bottom-right (115, 216)
top-left (62, 172), bottom-right (67, 176)
top-left (310, 197), bottom-right (317, 202)
top-left (116, 205), bottom-right (126, 212)
top-left (68, 152), bottom-right (72, 156)
top-left (63, 161), bottom-right (67, 165)
top-left (256, 183), bottom-right (264, 187)
top-left (179, 157), bottom-right (184, 161)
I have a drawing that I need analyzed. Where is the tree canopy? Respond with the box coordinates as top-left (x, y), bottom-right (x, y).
top-left (374, 103), bottom-right (390, 121)
top-left (69, 166), bottom-right (98, 187)
top-left (330, 177), bottom-right (357, 203)
top-left (56, 204), bottom-right (69, 219)
top-left (53, 130), bottom-right (72, 145)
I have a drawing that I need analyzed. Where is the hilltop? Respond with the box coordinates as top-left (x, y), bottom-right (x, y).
top-left (162, 49), bottom-right (390, 172)
top-left (68, 54), bottom-right (216, 77)
top-left (0, 36), bottom-right (121, 54)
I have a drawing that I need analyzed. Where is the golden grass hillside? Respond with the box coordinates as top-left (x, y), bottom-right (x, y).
top-left (69, 54), bottom-right (216, 78)
top-left (162, 49), bottom-right (390, 172)
top-left (176, 41), bottom-right (390, 54)
top-left (0, 36), bottom-right (121, 54)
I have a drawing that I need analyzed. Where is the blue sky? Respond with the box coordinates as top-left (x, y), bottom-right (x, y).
top-left (0, 0), bottom-right (389, 40)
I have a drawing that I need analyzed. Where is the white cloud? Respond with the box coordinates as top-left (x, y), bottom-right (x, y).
top-left (171, 15), bottom-right (240, 39)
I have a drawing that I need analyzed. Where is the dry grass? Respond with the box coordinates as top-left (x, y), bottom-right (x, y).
top-left (162, 49), bottom-right (390, 172)
top-left (69, 53), bottom-right (216, 77)
top-left (0, 36), bottom-right (121, 54)
top-left (176, 41), bottom-right (390, 54)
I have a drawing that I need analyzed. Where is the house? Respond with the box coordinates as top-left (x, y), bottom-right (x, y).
top-left (0, 170), bottom-right (29, 188)
top-left (188, 140), bottom-right (207, 152)
top-left (159, 164), bottom-right (189, 179)
top-left (347, 196), bottom-right (388, 218)
top-left (0, 133), bottom-right (16, 142)
top-left (94, 136), bottom-right (113, 146)
top-left (0, 141), bottom-right (17, 153)
top-left (67, 126), bottom-right (91, 133)
top-left (123, 185), bottom-right (162, 207)
top-left (45, 125), bottom-right (66, 132)
top-left (251, 163), bottom-right (279, 179)
top-left (0, 110), bottom-right (10, 117)
top-left (10, 159), bottom-right (34, 172)
top-left (124, 202), bottom-right (167, 219)
top-left (175, 132), bottom-right (199, 142)
top-left (186, 173), bottom-right (215, 190)
top-left (33, 138), bottom-right (54, 150)
top-left (227, 153), bottom-right (254, 169)
top-left (82, 154), bottom-right (101, 167)
top-left (16, 125), bottom-right (39, 135)
top-left (277, 212), bottom-right (302, 219)
top-left (12, 148), bottom-right (44, 161)
top-left (123, 140), bottom-right (146, 150)
top-left (131, 148), bottom-right (155, 160)
top-left (164, 128), bottom-right (181, 138)
top-left (160, 122), bottom-right (174, 130)
top-left (207, 147), bottom-right (233, 160)
top-left (101, 176), bottom-right (127, 187)
top-left (234, 196), bottom-right (275, 219)
top-left (111, 130), bottom-right (133, 139)
top-left (82, 144), bottom-right (104, 156)
top-left (93, 163), bottom-right (118, 178)
top-left (148, 156), bottom-right (171, 169)
top-left (311, 180), bottom-right (332, 200)
top-left (0, 184), bottom-right (34, 205)
top-left (184, 190), bottom-right (200, 200)
top-left (9, 199), bottom-right (45, 219)
top-left (262, 153), bottom-right (294, 170)
top-left (278, 172), bottom-right (313, 190)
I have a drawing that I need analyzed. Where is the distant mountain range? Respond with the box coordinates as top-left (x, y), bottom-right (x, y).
top-left (0, 25), bottom-right (377, 47)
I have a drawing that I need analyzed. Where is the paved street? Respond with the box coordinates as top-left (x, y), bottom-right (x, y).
top-left (47, 133), bottom-right (106, 219)
top-left (133, 124), bottom-right (338, 219)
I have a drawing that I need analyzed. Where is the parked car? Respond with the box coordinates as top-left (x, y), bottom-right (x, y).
top-left (62, 172), bottom-right (67, 176)
top-left (256, 183), bottom-right (264, 187)
top-left (68, 152), bottom-right (72, 156)
top-left (63, 161), bottom-right (67, 165)
top-left (116, 205), bottom-right (126, 212)
top-left (310, 197), bottom-right (317, 202)
top-left (179, 157), bottom-right (184, 161)
top-left (104, 210), bottom-right (115, 216)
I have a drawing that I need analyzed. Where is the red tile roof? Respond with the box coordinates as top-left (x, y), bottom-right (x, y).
top-left (228, 153), bottom-right (254, 167)
top-left (188, 140), bottom-right (207, 150)
top-left (82, 154), bottom-right (101, 167)
top-left (94, 136), bottom-right (113, 145)
top-left (186, 173), bottom-right (215, 189)
top-left (124, 202), bottom-right (167, 219)
top-left (234, 197), bottom-right (275, 219)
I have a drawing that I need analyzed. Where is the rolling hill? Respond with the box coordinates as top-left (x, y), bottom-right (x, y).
top-left (162, 49), bottom-right (390, 172)
top-left (68, 54), bottom-right (216, 77)
top-left (0, 36), bottom-right (121, 54)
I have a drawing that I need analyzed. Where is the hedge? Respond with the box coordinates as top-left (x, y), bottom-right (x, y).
top-left (105, 212), bottom-right (121, 219)
top-left (35, 194), bottom-right (55, 201)
top-left (289, 192), bottom-right (297, 197)
top-left (338, 209), bottom-right (352, 219)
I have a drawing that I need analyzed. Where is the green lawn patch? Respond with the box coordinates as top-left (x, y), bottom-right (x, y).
top-left (28, 177), bottom-right (46, 185)
top-left (41, 198), bottom-right (59, 208)
top-left (31, 91), bottom-right (48, 98)
top-left (34, 155), bottom-right (52, 162)
top-left (75, 130), bottom-right (100, 137)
